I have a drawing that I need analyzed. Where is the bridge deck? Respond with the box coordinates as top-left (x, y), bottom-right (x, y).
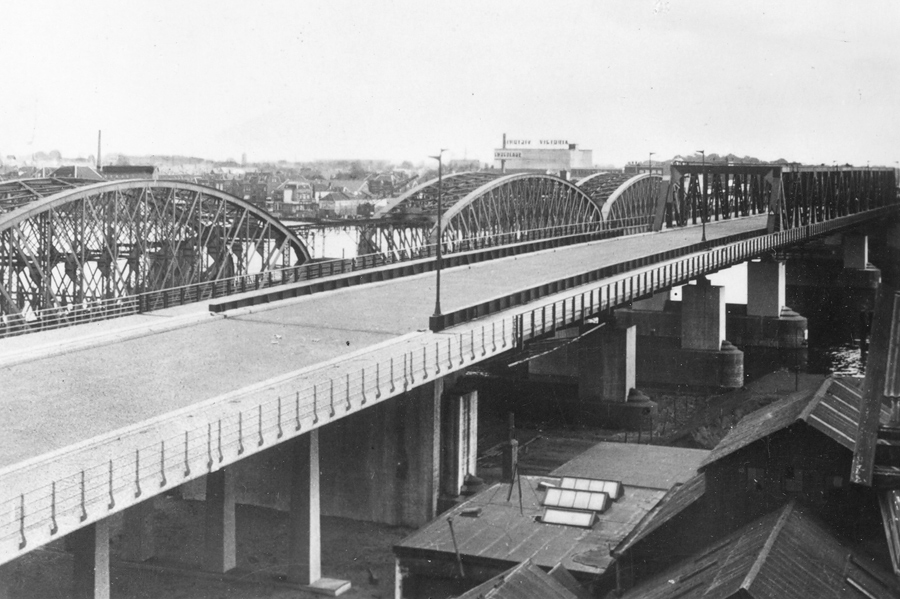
top-left (0, 217), bottom-right (766, 472)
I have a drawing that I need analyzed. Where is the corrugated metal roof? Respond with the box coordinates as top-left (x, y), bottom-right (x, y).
top-left (395, 475), bottom-right (665, 576)
top-left (454, 560), bottom-right (583, 599)
top-left (702, 376), bottom-right (891, 468)
top-left (879, 489), bottom-right (900, 576)
top-left (619, 502), bottom-right (900, 599)
top-left (884, 292), bottom-right (900, 399)
top-left (550, 442), bottom-right (709, 490)
top-left (614, 473), bottom-right (706, 556)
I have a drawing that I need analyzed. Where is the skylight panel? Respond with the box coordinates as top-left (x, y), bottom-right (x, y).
top-left (559, 476), bottom-right (623, 500)
top-left (541, 507), bottom-right (596, 528)
top-left (543, 488), bottom-right (610, 513)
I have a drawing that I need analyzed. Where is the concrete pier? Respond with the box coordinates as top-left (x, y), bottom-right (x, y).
top-left (203, 467), bottom-right (236, 573)
top-left (320, 376), bottom-right (448, 527)
top-left (182, 375), bottom-right (455, 530)
top-left (119, 499), bottom-right (155, 562)
top-left (69, 520), bottom-right (110, 599)
top-left (615, 277), bottom-right (744, 389)
top-left (681, 278), bottom-right (726, 351)
top-left (289, 430), bottom-right (322, 586)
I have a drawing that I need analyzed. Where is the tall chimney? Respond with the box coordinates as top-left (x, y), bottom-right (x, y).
top-left (97, 130), bottom-right (101, 171)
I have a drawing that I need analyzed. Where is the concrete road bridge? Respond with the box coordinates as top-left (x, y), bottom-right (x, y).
top-left (0, 164), bottom-right (897, 597)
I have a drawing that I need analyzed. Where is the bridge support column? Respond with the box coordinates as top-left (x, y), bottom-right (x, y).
top-left (289, 431), bottom-right (321, 585)
top-left (578, 325), bottom-right (636, 402)
top-left (203, 468), bottom-right (236, 573)
top-left (119, 498), bottom-right (155, 562)
top-left (786, 232), bottom-right (881, 354)
top-left (288, 429), bottom-right (349, 594)
top-left (0, 561), bottom-right (17, 599)
top-left (843, 233), bottom-right (869, 270)
top-left (681, 277), bottom-right (725, 350)
top-left (69, 520), bottom-right (110, 599)
top-left (725, 259), bottom-right (808, 374)
top-left (616, 277), bottom-right (743, 389)
top-left (631, 290), bottom-right (669, 312)
top-left (747, 260), bottom-right (785, 318)
top-left (575, 325), bottom-right (654, 429)
top-left (319, 373), bottom-right (454, 527)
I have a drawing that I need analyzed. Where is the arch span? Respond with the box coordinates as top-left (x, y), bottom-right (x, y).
top-left (577, 172), bottom-right (663, 230)
top-left (0, 178), bottom-right (310, 319)
top-left (375, 172), bottom-right (603, 245)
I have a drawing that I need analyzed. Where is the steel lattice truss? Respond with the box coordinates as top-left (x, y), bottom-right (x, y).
top-left (780, 167), bottom-right (896, 228)
top-left (663, 164), bottom-right (897, 231)
top-left (368, 171), bottom-right (668, 257)
top-left (577, 173), bottom-right (663, 229)
top-left (0, 179), bottom-right (310, 320)
top-left (665, 164), bottom-right (779, 229)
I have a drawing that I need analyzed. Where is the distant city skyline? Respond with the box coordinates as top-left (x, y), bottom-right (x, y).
top-left (0, 1), bottom-right (897, 168)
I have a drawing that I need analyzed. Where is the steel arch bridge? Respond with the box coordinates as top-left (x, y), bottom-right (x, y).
top-left (0, 178), bottom-right (310, 322)
top-left (364, 171), bottom-right (662, 258)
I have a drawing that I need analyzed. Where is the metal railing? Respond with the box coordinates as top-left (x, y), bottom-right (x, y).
top-left (431, 205), bottom-right (898, 332)
top-left (0, 205), bottom-right (894, 565)
top-left (0, 220), bottom-right (651, 340)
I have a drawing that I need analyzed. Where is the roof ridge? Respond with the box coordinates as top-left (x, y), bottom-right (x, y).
top-left (797, 376), bottom-right (835, 422)
top-left (741, 501), bottom-right (795, 592)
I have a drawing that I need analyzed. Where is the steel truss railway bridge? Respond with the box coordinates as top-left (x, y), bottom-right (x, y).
top-left (0, 163), bottom-right (897, 596)
top-left (1, 165), bottom-right (892, 338)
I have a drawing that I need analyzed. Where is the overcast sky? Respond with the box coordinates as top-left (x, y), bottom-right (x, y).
top-left (1, 0), bottom-right (897, 167)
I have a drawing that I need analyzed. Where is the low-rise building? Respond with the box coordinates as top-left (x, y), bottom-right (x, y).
top-left (618, 501), bottom-right (900, 599)
top-left (100, 165), bottom-right (158, 180)
top-left (393, 442), bottom-right (708, 599)
top-left (612, 376), bottom-right (900, 591)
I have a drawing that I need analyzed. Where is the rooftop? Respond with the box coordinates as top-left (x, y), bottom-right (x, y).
top-left (700, 376), bottom-right (890, 468)
top-left (551, 442), bottom-right (709, 489)
top-left (619, 501), bottom-right (900, 599)
top-left (614, 472), bottom-right (706, 556)
top-left (396, 443), bottom-right (709, 576)
top-left (454, 560), bottom-right (588, 599)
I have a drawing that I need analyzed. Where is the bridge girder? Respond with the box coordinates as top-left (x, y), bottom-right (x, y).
top-left (0, 178), bottom-right (310, 319)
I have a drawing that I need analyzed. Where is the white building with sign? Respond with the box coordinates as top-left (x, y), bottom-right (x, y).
top-left (493, 136), bottom-right (593, 172)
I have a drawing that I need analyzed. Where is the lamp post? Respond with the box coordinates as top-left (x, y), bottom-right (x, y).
top-left (697, 150), bottom-right (707, 242)
top-left (648, 152), bottom-right (655, 177)
top-left (430, 149), bottom-right (448, 317)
